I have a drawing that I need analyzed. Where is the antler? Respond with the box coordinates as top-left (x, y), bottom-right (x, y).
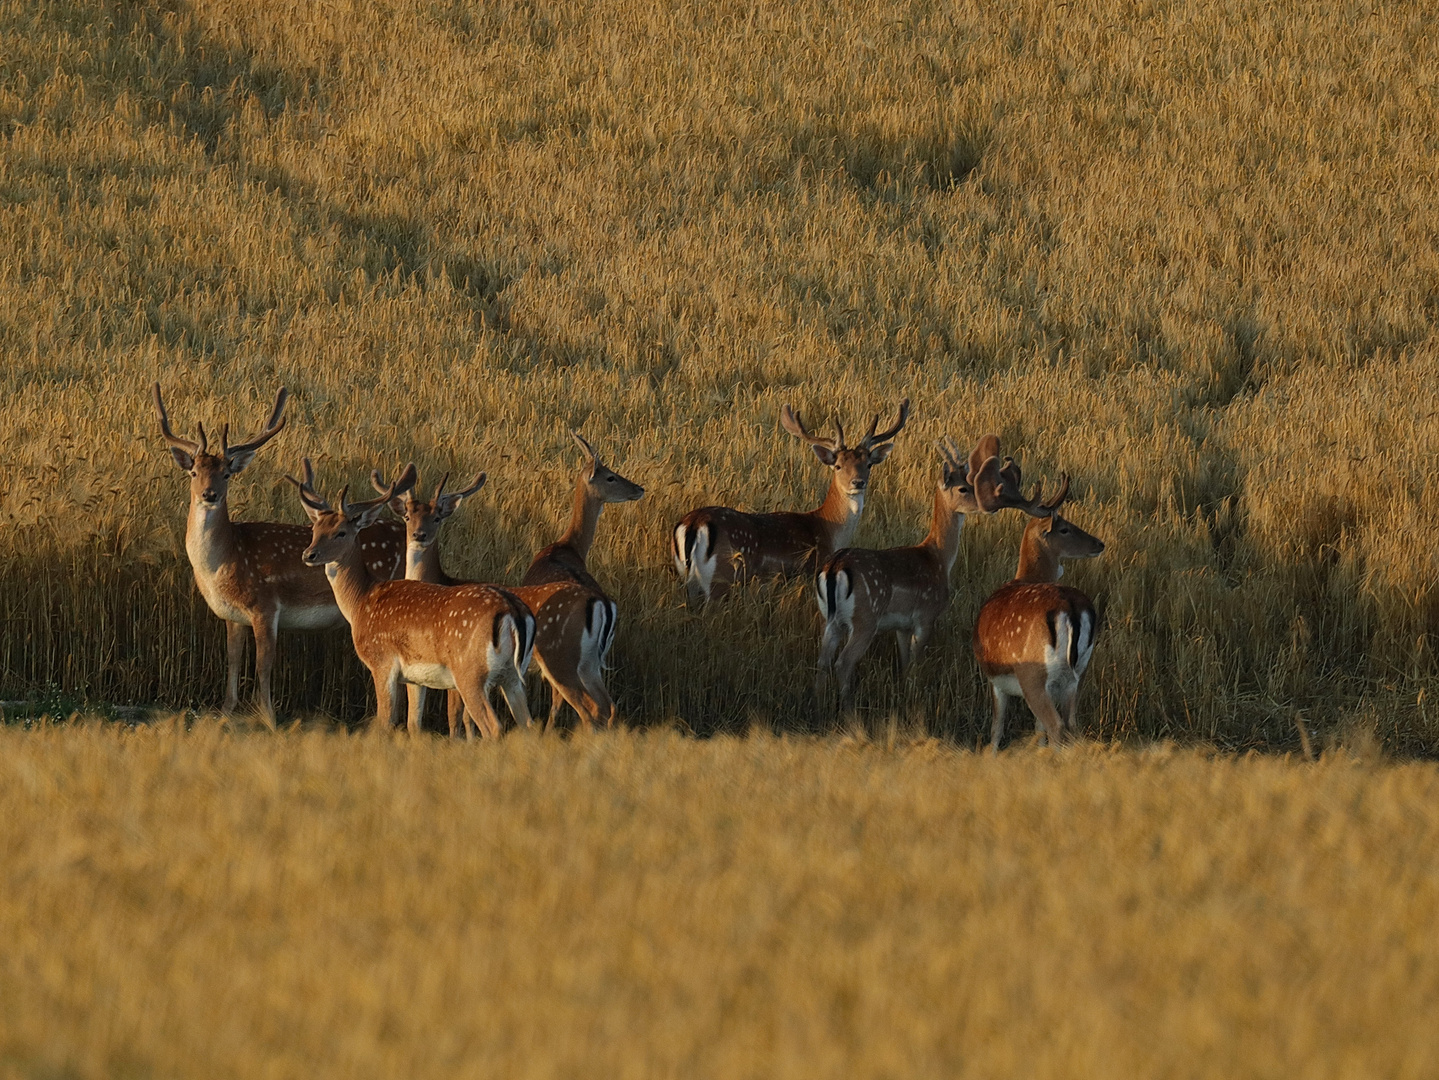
top-left (152, 383), bottom-right (200, 456)
top-left (779, 404), bottom-right (840, 451)
top-left (286, 457), bottom-right (331, 514)
top-left (860, 398), bottom-right (911, 450)
top-left (371, 464), bottom-right (421, 500)
top-left (342, 462), bottom-right (416, 519)
top-left (222, 387), bottom-right (289, 460)
top-left (971, 441), bottom-right (1071, 517)
top-left (937, 436), bottom-right (969, 479)
top-left (440, 471), bottom-right (486, 503)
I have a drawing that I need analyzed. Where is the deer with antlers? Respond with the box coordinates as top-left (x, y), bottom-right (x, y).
top-left (814, 436), bottom-right (1000, 712)
top-left (374, 463), bottom-right (622, 731)
top-left (672, 400), bottom-right (910, 604)
top-left (972, 462), bottom-right (1105, 750)
top-left (153, 383), bottom-right (403, 721)
top-left (293, 461), bottom-right (535, 737)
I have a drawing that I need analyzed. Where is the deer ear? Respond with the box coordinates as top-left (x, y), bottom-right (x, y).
top-left (225, 448), bottom-right (260, 476)
top-left (811, 444), bottom-right (838, 467)
top-left (867, 442), bottom-right (895, 465)
top-left (352, 502), bottom-right (390, 530)
top-left (169, 446), bottom-right (195, 471)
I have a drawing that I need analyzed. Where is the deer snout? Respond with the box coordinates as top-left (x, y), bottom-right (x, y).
top-left (301, 546), bottom-right (323, 566)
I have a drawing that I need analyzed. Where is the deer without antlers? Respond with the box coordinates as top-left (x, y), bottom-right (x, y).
top-left (153, 383), bottom-right (403, 721)
top-left (971, 459), bottom-right (1105, 750)
top-left (672, 399), bottom-right (910, 604)
top-left (294, 461), bottom-right (535, 738)
top-left (521, 432), bottom-right (646, 590)
top-left (375, 463), bottom-right (622, 731)
top-left (815, 436), bottom-right (1000, 713)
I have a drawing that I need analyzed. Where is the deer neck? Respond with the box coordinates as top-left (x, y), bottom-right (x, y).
top-left (815, 474), bottom-right (864, 549)
top-left (324, 543), bottom-right (383, 623)
top-left (405, 541), bottom-right (450, 585)
top-left (557, 474), bottom-right (601, 560)
top-left (1015, 518), bottom-right (1062, 583)
top-left (185, 496), bottom-right (239, 576)
top-left (921, 487), bottom-right (965, 577)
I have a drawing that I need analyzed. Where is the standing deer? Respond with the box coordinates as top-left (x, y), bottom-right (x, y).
top-left (672, 400), bottom-right (910, 604)
top-left (152, 383), bottom-right (402, 720)
top-left (521, 432), bottom-right (646, 589)
top-left (815, 437), bottom-right (997, 712)
top-left (374, 465), bottom-right (621, 731)
top-left (972, 471), bottom-right (1105, 749)
top-left (293, 462), bottom-right (535, 738)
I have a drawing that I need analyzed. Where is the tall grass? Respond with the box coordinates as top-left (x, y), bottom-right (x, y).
top-left (1, 0), bottom-right (1437, 744)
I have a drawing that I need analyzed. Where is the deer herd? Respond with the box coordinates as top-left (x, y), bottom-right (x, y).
top-left (153, 383), bottom-right (1105, 749)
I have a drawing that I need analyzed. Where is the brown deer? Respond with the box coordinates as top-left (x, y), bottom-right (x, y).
top-left (153, 383), bottom-right (402, 721)
top-left (373, 466), bottom-right (621, 731)
top-left (521, 432), bottom-right (646, 589)
top-left (672, 400), bottom-right (910, 604)
top-left (972, 471), bottom-right (1105, 750)
top-left (815, 437), bottom-right (998, 712)
top-left (293, 462), bottom-right (534, 738)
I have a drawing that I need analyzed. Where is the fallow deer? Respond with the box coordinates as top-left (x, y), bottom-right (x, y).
top-left (373, 466), bottom-right (621, 731)
top-left (672, 400), bottom-right (910, 604)
top-left (815, 437), bottom-right (995, 712)
top-left (521, 432), bottom-right (646, 589)
top-left (153, 383), bottom-right (403, 720)
top-left (293, 462), bottom-right (535, 738)
top-left (972, 472), bottom-right (1105, 749)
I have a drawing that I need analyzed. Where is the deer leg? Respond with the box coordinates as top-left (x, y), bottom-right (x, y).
top-left (251, 610), bottom-right (280, 725)
top-left (989, 684), bottom-right (1011, 752)
top-left (1016, 668), bottom-right (1067, 746)
top-left (459, 675), bottom-right (502, 739)
top-left (446, 692), bottom-right (466, 738)
top-left (372, 664), bottom-right (400, 733)
top-left (815, 620), bottom-right (846, 701)
top-left (834, 626), bottom-right (878, 715)
top-left (894, 631), bottom-right (915, 678)
top-left (407, 685), bottom-right (427, 735)
top-left (223, 621), bottom-right (246, 714)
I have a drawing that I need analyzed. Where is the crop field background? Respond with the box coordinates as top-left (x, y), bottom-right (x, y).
top-left (3, 723), bottom-right (1439, 1080)
top-left (5, 2), bottom-right (1439, 1073)
top-left (1, 0), bottom-right (1438, 744)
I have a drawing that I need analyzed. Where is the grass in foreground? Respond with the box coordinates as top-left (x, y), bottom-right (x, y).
top-left (2, 721), bottom-right (1437, 1079)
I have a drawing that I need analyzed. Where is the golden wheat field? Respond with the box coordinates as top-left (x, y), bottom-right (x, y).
top-left (1, 0), bottom-right (1437, 743)
top-left (7, 1), bottom-right (1439, 1072)
top-left (0, 722), bottom-right (1436, 1080)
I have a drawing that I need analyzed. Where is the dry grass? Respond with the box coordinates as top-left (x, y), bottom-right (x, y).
top-left (1, 0), bottom-right (1438, 744)
top-left (2, 722), bottom-right (1437, 1079)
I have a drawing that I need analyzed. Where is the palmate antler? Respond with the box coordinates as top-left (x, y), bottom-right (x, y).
top-left (969, 436), bottom-right (1071, 517)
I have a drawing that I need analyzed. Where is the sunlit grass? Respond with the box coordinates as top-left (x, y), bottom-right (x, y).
top-left (0, 0), bottom-right (1436, 746)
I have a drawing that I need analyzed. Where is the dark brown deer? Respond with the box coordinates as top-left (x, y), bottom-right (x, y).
top-left (672, 400), bottom-right (910, 604)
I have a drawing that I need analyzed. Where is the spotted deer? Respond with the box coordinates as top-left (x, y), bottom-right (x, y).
top-left (153, 383), bottom-right (402, 721)
top-left (815, 437), bottom-right (998, 712)
top-left (292, 462), bottom-right (534, 738)
top-left (972, 470), bottom-right (1105, 749)
top-left (672, 400), bottom-right (910, 604)
top-left (374, 465), bottom-right (621, 731)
